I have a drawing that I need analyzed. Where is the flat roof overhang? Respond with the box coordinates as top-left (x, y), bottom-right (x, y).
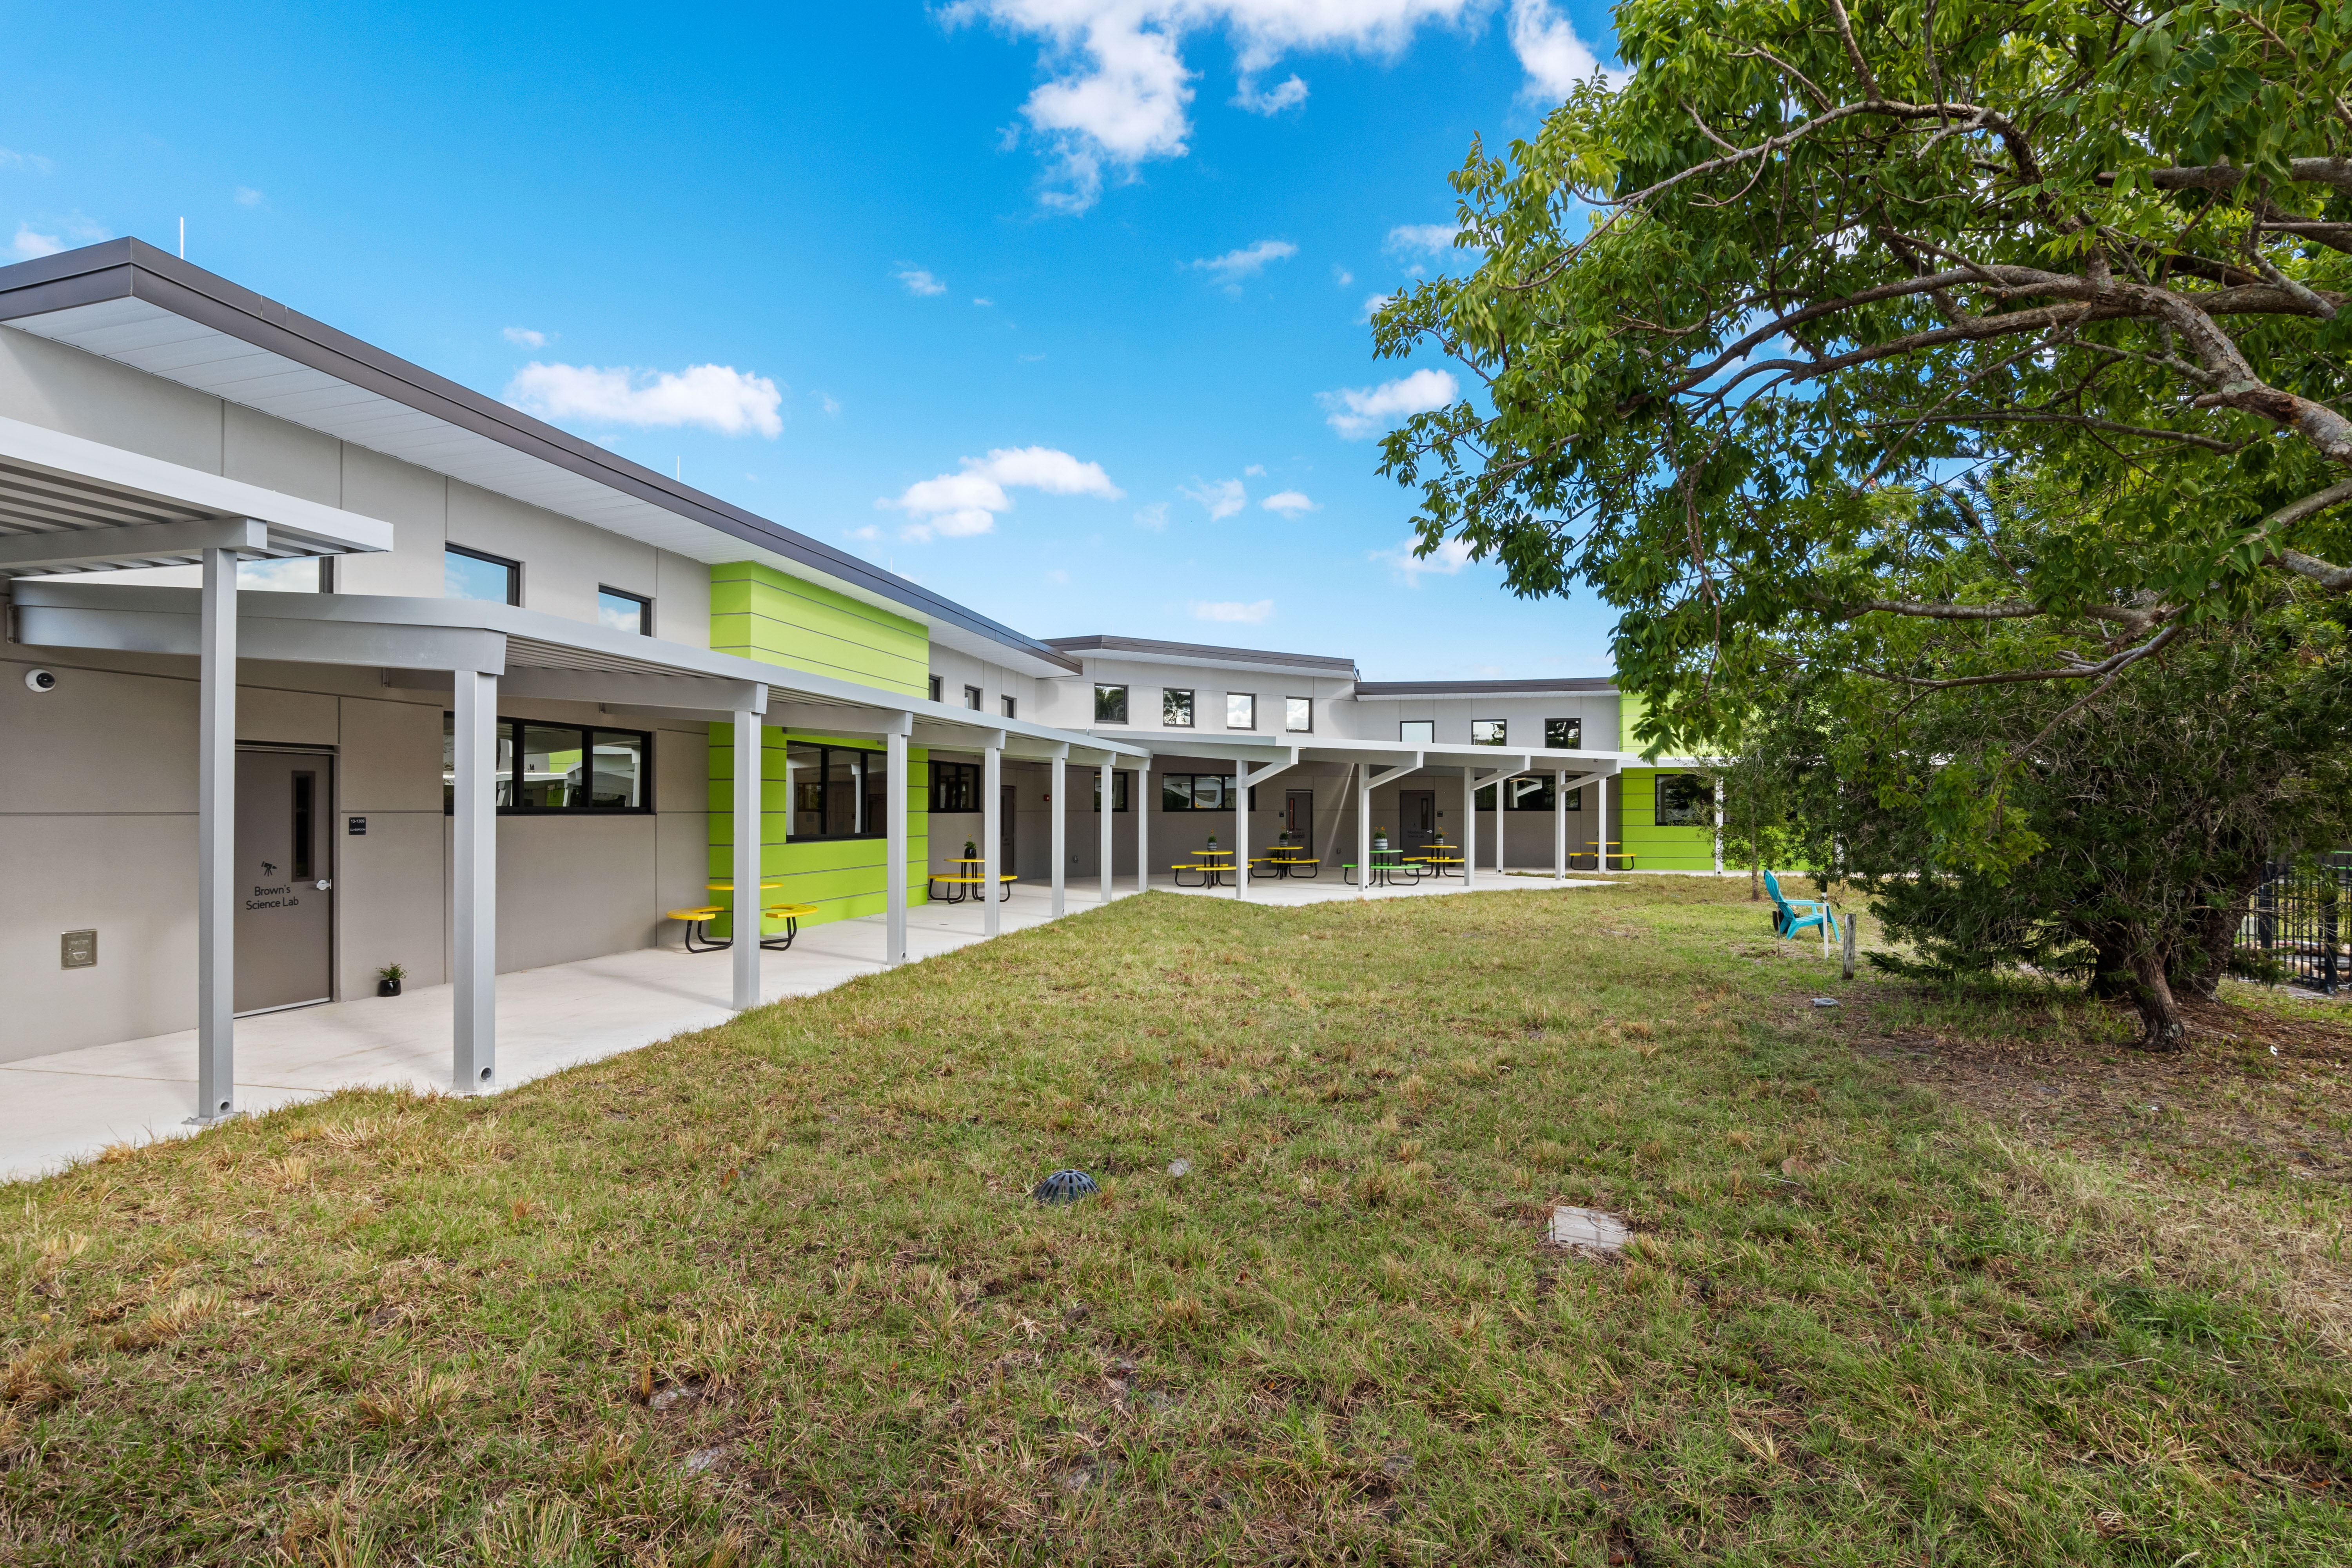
top-left (0, 240), bottom-right (1078, 680)
top-left (8, 579), bottom-right (1143, 764)
top-left (1080, 729), bottom-right (1701, 773)
top-left (0, 412), bottom-right (392, 572)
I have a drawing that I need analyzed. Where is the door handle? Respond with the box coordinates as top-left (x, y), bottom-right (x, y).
top-left (315, 879), bottom-right (333, 891)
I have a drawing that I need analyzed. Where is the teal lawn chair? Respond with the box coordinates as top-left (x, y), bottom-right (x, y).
top-left (1764, 869), bottom-right (1840, 943)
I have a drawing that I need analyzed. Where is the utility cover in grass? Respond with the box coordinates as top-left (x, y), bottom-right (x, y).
top-left (1550, 1205), bottom-right (1629, 1253)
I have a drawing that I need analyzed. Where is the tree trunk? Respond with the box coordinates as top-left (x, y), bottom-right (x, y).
top-left (2128, 947), bottom-right (2189, 1051)
top-left (1750, 859), bottom-right (1761, 901)
top-left (2173, 898), bottom-right (2242, 1002)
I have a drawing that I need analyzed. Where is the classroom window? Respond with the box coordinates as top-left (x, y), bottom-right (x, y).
top-left (1477, 776), bottom-right (1570, 811)
top-left (1400, 720), bottom-right (1435, 743)
top-left (1285, 696), bottom-right (1312, 732)
top-left (1095, 684), bottom-right (1129, 723)
top-left (1544, 717), bottom-right (1582, 750)
top-left (929, 675), bottom-right (944, 703)
top-left (929, 759), bottom-right (980, 813)
top-left (786, 742), bottom-right (887, 841)
top-left (964, 684), bottom-right (983, 711)
top-left (1161, 773), bottom-right (1236, 811)
top-left (596, 587), bottom-right (651, 635)
top-left (1093, 770), bottom-right (1132, 812)
top-left (442, 717), bottom-right (648, 813)
top-left (1655, 773), bottom-right (1713, 827)
top-left (1162, 688), bottom-right (1194, 727)
top-left (445, 544), bottom-right (520, 606)
top-left (1225, 693), bottom-right (1256, 730)
top-left (1001, 695), bottom-right (1018, 720)
top-left (1471, 719), bottom-right (1508, 746)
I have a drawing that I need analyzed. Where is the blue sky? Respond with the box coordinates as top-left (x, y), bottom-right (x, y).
top-left (1, 0), bottom-right (1624, 679)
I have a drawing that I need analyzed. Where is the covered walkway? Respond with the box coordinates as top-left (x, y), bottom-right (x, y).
top-left (0, 872), bottom-right (1612, 1184)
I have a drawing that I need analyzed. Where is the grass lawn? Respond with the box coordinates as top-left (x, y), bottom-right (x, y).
top-left (7, 878), bottom-right (2352, 1565)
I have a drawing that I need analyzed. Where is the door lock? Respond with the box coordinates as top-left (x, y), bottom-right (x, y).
top-left (314, 879), bottom-right (332, 891)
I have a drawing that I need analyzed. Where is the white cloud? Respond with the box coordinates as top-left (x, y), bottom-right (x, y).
top-left (1233, 73), bottom-right (1308, 114)
top-left (1332, 264), bottom-right (1354, 286)
top-left (1243, 463), bottom-right (1266, 476)
top-left (1046, 568), bottom-right (1070, 584)
top-left (1508, 0), bottom-right (1628, 101)
top-left (1192, 598), bottom-right (1274, 623)
top-left (1318, 367), bottom-right (1457, 438)
top-left (233, 186), bottom-right (264, 207)
top-left (505, 362), bottom-right (786, 437)
top-left (973, 296), bottom-right (995, 306)
top-left (1261, 489), bottom-right (1318, 517)
top-left (0, 148), bottom-right (55, 173)
top-left (1181, 477), bottom-right (1247, 519)
top-left (848, 524), bottom-right (882, 541)
top-left (1186, 238), bottom-right (1297, 290)
top-left (1385, 222), bottom-right (1457, 256)
top-left (1361, 292), bottom-right (1395, 321)
top-left (951, 1), bottom-right (1488, 211)
top-left (11, 210), bottom-right (108, 260)
top-left (817, 391), bottom-right (842, 417)
top-left (502, 326), bottom-right (549, 349)
top-left (881, 445), bottom-right (1123, 542)
top-left (1134, 501), bottom-right (1169, 530)
top-left (11, 225), bottom-right (62, 260)
top-left (1373, 534), bottom-right (1477, 584)
top-left (896, 267), bottom-right (948, 296)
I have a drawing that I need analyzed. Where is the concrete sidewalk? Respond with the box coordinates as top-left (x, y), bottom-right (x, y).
top-left (0, 870), bottom-right (1608, 1184)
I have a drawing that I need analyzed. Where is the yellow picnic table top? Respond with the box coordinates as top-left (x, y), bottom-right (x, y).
top-left (706, 880), bottom-right (783, 893)
top-left (762, 902), bottom-right (819, 917)
top-left (933, 873), bottom-right (1017, 882)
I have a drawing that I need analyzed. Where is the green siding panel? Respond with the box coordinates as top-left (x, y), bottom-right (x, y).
top-left (1618, 766), bottom-right (1718, 871)
top-left (704, 721), bottom-right (932, 936)
top-left (709, 561), bottom-right (929, 696)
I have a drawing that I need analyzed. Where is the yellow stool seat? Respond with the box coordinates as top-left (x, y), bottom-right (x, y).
top-left (763, 902), bottom-right (818, 919)
top-left (666, 906), bottom-right (724, 922)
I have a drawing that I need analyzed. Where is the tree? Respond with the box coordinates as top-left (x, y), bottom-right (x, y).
top-left (1375, 0), bottom-right (2352, 769)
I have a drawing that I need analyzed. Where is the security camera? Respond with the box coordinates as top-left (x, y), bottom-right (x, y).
top-left (23, 668), bottom-right (57, 693)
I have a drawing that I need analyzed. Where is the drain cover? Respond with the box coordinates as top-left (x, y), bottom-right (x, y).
top-left (1034, 1169), bottom-right (1100, 1205)
top-left (1549, 1206), bottom-right (1628, 1253)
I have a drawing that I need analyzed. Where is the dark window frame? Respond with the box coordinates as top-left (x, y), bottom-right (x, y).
top-left (1001, 694), bottom-right (1018, 720)
top-left (930, 759), bottom-right (981, 813)
top-left (1095, 683), bottom-right (1130, 724)
top-left (1399, 719), bottom-right (1435, 744)
top-left (1284, 696), bottom-right (1313, 733)
top-left (442, 714), bottom-right (653, 815)
top-left (1162, 688), bottom-right (1194, 727)
top-left (1092, 770), bottom-right (1133, 813)
top-left (928, 674), bottom-right (944, 703)
top-left (1225, 692), bottom-right (1257, 731)
top-left (963, 684), bottom-right (984, 711)
top-left (445, 543), bottom-right (521, 606)
top-left (1470, 718), bottom-right (1508, 746)
top-left (1161, 772), bottom-right (1240, 812)
top-left (1477, 775), bottom-right (1577, 812)
top-left (1544, 717), bottom-right (1583, 750)
top-left (1655, 772), bottom-right (1713, 827)
top-left (787, 740), bottom-right (889, 842)
top-left (595, 585), bottom-right (652, 635)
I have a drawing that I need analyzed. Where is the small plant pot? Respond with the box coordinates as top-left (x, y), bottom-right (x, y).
top-left (377, 978), bottom-right (402, 997)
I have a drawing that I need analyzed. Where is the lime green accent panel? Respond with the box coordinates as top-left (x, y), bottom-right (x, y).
top-left (1617, 691), bottom-right (1648, 753)
top-left (1616, 766), bottom-right (1719, 871)
top-left (705, 724), bottom-right (933, 937)
top-left (709, 562), bottom-right (928, 696)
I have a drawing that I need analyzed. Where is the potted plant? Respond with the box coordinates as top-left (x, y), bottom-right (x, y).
top-left (1373, 829), bottom-right (1390, 853)
top-left (963, 838), bottom-right (977, 861)
top-left (376, 963), bottom-right (405, 998)
top-left (1205, 833), bottom-right (1218, 851)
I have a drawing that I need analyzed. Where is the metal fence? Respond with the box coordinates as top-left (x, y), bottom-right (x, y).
top-left (2238, 854), bottom-right (2352, 992)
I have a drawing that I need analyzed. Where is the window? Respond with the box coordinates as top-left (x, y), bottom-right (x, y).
top-left (929, 759), bottom-right (980, 813)
top-left (1161, 773), bottom-right (1236, 811)
top-left (1095, 684), bottom-right (1129, 724)
top-left (1162, 688), bottom-right (1194, 727)
top-left (1655, 773), bottom-right (1713, 827)
top-left (928, 675), bottom-right (944, 704)
top-left (1226, 692), bottom-right (1256, 730)
top-left (1471, 719), bottom-right (1508, 746)
top-left (443, 716), bottom-right (648, 813)
top-left (1544, 717), bottom-right (1583, 750)
top-left (1400, 720), bottom-right (1436, 743)
top-left (964, 684), bottom-right (983, 711)
top-left (1285, 696), bottom-right (1312, 733)
top-left (1001, 695), bottom-right (1018, 720)
top-left (1093, 770), bottom-right (1132, 812)
top-left (786, 741), bottom-right (887, 841)
top-left (596, 587), bottom-right (651, 635)
top-left (1477, 776), bottom-right (1572, 811)
top-left (445, 544), bottom-right (520, 605)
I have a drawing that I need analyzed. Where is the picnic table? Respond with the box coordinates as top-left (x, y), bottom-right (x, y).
top-left (1343, 848), bottom-right (1424, 888)
top-left (1571, 843), bottom-right (1637, 871)
top-left (1255, 847), bottom-right (1320, 880)
top-left (929, 859), bottom-right (1016, 902)
top-left (670, 883), bottom-right (814, 951)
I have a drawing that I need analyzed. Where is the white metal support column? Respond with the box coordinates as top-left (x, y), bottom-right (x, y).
top-left (1494, 779), bottom-right (1509, 876)
top-left (1461, 767), bottom-right (1477, 890)
top-left (452, 668), bottom-right (499, 1091)
top-left (1097, 758), bottom-right (1113, 907)
top-left (193, 545), bottom-right (238, 1122)
top-left (1554, 769), bottom-right (1568, 883)
top-left (1134, 756), bottom-right (1151, 896)
top-left (1713, 776), bottom-right (1725, 874)
top-left (1234, 755), bottom-right (1250, 900)
top-left (730, 709), bottom-right (762, 1009)
top-left (982, 735), bottom-right (1004, 938)
top-left (1598, 772), bottom-right (1612, 871)
top-left (885, 722), bottom-right (909, 965)
top-left (1356, 763), bottom-right (1373, 901)
top-left (1050, 748), bottom-right (1067, 918)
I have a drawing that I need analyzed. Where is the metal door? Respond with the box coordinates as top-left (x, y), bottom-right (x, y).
top-left (235, 749), bottom-right (334, 1014)
top-left (1000, 785), bottom-right (1018, 871)
top-left (1399, 789), bottom-right (1438, 856)
top-left (1283, 789), bottom-right (1314, 854)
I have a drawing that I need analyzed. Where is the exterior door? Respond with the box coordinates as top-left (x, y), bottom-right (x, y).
top-left (235, 749), bottom-right (334, 1014)
top-left (1283, 789), bottom-right (1314, 854)
top-left (1399, 789), bottom-right (1438, 856)
top-left (1000, 784), bottom-right (1018, 871)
